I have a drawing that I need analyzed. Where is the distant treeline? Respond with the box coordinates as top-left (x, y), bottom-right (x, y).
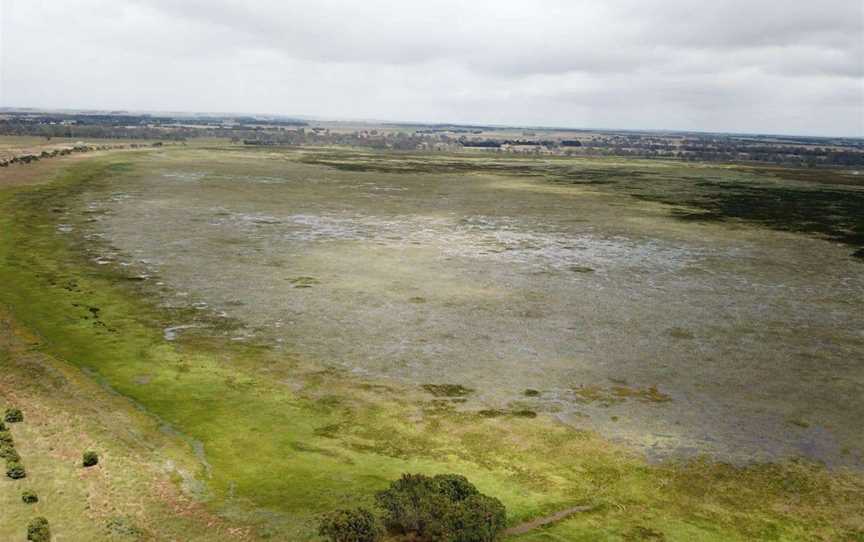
top-left (0, 141), bottom-right (165, 168)
top-left (0, 112), bottom-right (308, 141)
top-left (0, 122), bottom-right (189, 141)
top-left (462, 139), bottom-right (582, 148)
top-left (2, 112), bottom-right (862, 167)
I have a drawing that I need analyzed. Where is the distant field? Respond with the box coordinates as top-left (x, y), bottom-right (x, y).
top-left (0, 145), bottom-right (862, 540)
top-left (0, 135), bottom-right (118, 157)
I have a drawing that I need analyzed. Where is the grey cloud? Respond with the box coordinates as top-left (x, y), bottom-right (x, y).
top-left (130, 0), bottom-right (863, 74)
top-left (1, 0), bottom-right (861, 136)
top-left (625, 0), bottom-right (863, 49)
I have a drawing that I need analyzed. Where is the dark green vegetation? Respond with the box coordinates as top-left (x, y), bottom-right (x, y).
top-left (26, 517), bottom-right (50, 542)
top-left (374, 474), bottom-right (506, 542)
top-left (319, 508), bottom-right (383, 542)
top-left (6, 461), bottom-right (26, 479)
top-left (1, 420), bottom-right (25, 479)
top-left (631, 179), bottom-right (864, 259)
top-left (422, 384), bottom-right (475, 398)
top-left (0, 147), bottom-right (862, 540)
top-left (5, 407), bottom-right (23, 423)
top-left (21, 490), bottom-right (38, 504)
top-left (82, 451), bottom-right (99, 468)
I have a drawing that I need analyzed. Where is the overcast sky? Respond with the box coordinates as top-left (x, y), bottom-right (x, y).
top-left (1, 0), bottom-right (862, 136)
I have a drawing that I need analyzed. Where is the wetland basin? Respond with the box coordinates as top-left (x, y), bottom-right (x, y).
top-left (71, 149), bottom-right (864, 467)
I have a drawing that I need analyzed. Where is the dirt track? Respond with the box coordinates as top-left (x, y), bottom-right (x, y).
top-left (504, 505), bottom-right (596, 536)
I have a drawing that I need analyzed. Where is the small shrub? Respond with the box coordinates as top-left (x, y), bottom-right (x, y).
top-left (22, 490), bottom-right (39, 504)
top-left (375, 473), bottom-right (507, 542)
top-left (4, 408), bottom-right (23, 423)
top-left (1, 440), bottom-right (20, 461)
top-left (27, 516), bottom-right (50, 542)
top-left (82, 451), bottom-right (99, 467)
top-left (6, 459), bottom-right (26, 479)
top-left (318, 508), bottom-right (383, 542)
top-left (0, 420), bottom-right (6, 431)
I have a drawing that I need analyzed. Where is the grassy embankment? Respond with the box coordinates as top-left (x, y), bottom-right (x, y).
top-left (0, 151), bottom-right (862, 540)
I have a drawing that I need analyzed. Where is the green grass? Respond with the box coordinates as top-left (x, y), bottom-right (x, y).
top-left (0, 152), bottom-right (862, 540)
top-left (0, 305), bottom-right (236, 540)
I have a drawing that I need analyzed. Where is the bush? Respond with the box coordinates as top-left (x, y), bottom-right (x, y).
top-left (433, 474), bottom-right (480, 502)
top-left (4, 408), bottom-right (23, 423)
top-left (375, 473), bottom-right (507, 542)
top-left (451, 495), bottom-right (507, 542)
top-left (27, 516), bottom-right (50, 542)
top-left (82, 451), bottom-right (99, 467)
top-left (22, 490), bottom-right (39, 504)
top-left (375, 474), bottom-right (454, 540)
top-left (6, 459), bottom-right (26, 479)
top-left (318, 508), bottom-right (383, 542)
top-left (0, 440), bottom-right (20, 461)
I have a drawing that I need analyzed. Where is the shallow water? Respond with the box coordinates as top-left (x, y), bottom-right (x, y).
top-left (74, 152), bottom-right (864, 467)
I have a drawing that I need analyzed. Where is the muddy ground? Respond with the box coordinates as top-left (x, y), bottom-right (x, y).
top-left (67, 148), bottom-right (864, 468)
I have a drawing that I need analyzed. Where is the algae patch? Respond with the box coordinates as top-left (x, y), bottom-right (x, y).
top-left (422, 384), bottom-right (475, 398)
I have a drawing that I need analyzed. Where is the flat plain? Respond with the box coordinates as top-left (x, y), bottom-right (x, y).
top-left (1, 140), bottom-right (862, 540)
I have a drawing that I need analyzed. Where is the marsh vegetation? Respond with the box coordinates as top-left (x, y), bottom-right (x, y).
top-left (67, 147), bottom-right (864, 466)
top-left (0, 142), bottom-right (862, 540)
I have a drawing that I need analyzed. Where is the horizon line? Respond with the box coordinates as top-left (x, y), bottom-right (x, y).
top-left (1, 105), bottom-right (861, 141)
